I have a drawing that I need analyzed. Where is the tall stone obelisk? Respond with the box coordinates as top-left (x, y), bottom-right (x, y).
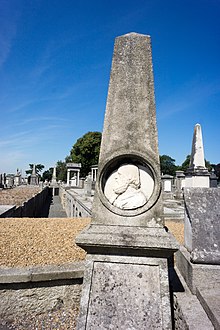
top-left (76, 33), bottom-right (178, 329)
top-left (51, 166), bottom-right (57, 184)
top-left (185, 123), bottom-right (210, 187)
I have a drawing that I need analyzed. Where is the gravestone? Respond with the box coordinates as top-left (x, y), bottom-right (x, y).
top-left (184, 187), bottom-right (220, 264)
top-left (176, 187), bottom-right (220, 299)
top-left (76, 33), bottom-right (178, 329)
top-left (210, 168), bottom-right (218, 188)
top-left (84, 173), bottom-right (92, 196)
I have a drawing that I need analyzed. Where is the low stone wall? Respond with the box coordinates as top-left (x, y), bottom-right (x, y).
top-left (0, 262), bottom-right (84, 321)
top-left (0, 187), bottom-right (51, 218)
top-left (0, 261), bottom-right (216, 329)
top-left (60, 186), bottom-right (92, 218)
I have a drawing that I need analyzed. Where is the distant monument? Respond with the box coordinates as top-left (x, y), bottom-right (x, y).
top-left (66, 163), bottom-right (81, 187)
top-left (30, 164), bottom-right (38, 185)
top-left (14, 169), bottom-right (22, 186)
top-left (51, 166), bottom-right (57, 184)
top-left (185, 124), bottom-right (210, 187)
top-left (76, 33), bottom-right (178, 329)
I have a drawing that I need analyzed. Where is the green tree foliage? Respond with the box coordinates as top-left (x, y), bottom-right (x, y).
top-left (42, 168), bottom-right (53, 181)
top-left (70, 131), bottom-right (102, 177)
top-left (160, 155), bottom-right (177, 176)
top-left (25, 164), bottom-right (45, 176)
top-left (56, 160), bottom-right (67, 182)
top-left (179, 155), bottom-right (212, 172)
top-left (179, 155), bottom-right (191, 172)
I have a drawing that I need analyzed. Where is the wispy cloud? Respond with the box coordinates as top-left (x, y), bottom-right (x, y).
top-left (0, 1), bottom-right (20, 68)
top-left (157, 78), bottom-right (220, 120)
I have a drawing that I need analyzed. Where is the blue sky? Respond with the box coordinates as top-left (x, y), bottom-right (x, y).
top-left (0, 0), bottom-right (219, 175)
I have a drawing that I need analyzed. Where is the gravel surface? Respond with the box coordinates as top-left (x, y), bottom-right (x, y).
top-left (0, 218), bottom-right (91, 267)
top-left (0, 187), bottom-right (42, 206)
top-left (165, 220), bottom-right (184, 245)
top-left (0, 217), bottom-right (183, 329)
top-left (0, 218), bottom-right (183, 267)
top-left (1, 307), bottom-right (79, 330)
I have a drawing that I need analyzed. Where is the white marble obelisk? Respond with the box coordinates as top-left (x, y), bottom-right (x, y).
top-left (185, 124), bottom-right (210, 187)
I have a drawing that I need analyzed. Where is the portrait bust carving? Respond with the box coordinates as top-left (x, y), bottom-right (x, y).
top-left (104, 163), bottom-right (154, 210)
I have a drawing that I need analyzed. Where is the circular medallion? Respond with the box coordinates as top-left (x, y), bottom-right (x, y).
top-left (98, 154), bottom-right (161, 216)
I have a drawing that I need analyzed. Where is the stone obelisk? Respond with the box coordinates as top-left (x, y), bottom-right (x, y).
top-left (30, 164), bottom-right (38, 185)
top-left (51, 166), bottom-right (57, 184)
top-left (76, 33), bottom-right (178, 329)
top-left (185, 123), bottom-right (210, 187)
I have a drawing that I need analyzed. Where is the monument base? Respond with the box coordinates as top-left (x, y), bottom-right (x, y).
top-left (76, 225), bottom-right (178, 257)
top-left (76, 226), bottom-right (178, 329)
top-left (77, 254), bottom-right (172, 330)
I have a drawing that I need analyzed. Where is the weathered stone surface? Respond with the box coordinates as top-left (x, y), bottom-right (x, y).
top-left (76, 225), bottom-right (178, 257)
top-left (77, 255), bottom-right (172, 330)
top-left (91, 32), bottom-right (163, 227)
top-left (0, 263), bottom-right (85, 284)
top-left (0, 264), bottom-right (84, 320)
top-left (176, 245), bottom-right (220, 294)
top-left (76, 33), bottom-right (179, 330)
top-left (184, 187), bottom-right (220, 264)
top-left (0, 281), bottom-right (82, 320)
top-left (197, 285), bottom-right (220, 330)
top-left (173, 268), bottom-right (214, 330)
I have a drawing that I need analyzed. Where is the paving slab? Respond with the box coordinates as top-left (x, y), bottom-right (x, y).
top-left (48, 196), bottom-right (67, 218)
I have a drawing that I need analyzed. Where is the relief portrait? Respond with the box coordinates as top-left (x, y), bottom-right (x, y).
top-left (104, 163), bottom-right (154, 210)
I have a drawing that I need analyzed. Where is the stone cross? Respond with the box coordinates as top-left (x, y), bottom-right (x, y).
top-left (76, 33), bottom-right (178, 330)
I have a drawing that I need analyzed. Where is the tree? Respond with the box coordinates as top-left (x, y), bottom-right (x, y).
top-left (160, 155), bottom-right (177, 176)
top-left (179, 155), bottom-right (191, 172)
top-left (70, 131), bottom-right (102, 177)
top-left (25, 164), bottom-right (45, 176)
top-left (42, 168), bottom-right (53, 181)
top-left (56, 160), bottom-right (67, 182)
top-left (179, 155), bottom-right (212, 172)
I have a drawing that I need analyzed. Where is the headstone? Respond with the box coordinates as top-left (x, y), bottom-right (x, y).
top-left (84, 173), bottom-right (92, 196)
top-left (185, 124), bottom-right (210, 187)
top-left (210, 168), bottom-right (218, 188)
top-left (184, 187), bottom-right (220, 264)
top-left (175, 170), bottom-right (185, 199)
top-left (76, 33), bottom-right (178, 330)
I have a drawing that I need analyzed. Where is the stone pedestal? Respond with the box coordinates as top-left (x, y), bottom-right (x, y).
top-left (30, 175), bottom-right (38, 185)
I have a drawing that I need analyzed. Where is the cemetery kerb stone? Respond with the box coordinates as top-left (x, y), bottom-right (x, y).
top-left (76, 33), bottom-right (178, 329)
